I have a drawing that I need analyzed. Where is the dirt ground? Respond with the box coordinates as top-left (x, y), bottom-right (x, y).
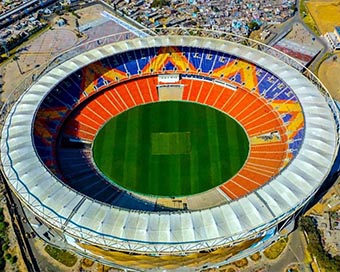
top-left (318, 52), bottom-right (340, 101)
top-left (0, 3), bottom-right (126, 102)
top-left (306, 1), bottom-right (340, 34)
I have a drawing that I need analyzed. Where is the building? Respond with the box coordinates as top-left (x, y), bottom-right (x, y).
top-left (324, 26), bottom-right (340, 50)
top-left (0, 29), bottom-right (339, 271)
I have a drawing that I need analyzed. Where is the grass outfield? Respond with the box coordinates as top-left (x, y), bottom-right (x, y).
top-left (93, 101), bottom-right (249, 197)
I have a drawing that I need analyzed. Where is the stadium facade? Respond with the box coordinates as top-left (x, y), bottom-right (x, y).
top-left (1, 29), bottom-right (339, 271)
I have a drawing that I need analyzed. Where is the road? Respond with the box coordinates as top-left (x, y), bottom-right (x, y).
top-left (0, 173), bottom-right (40, 272)
top-left (0, 0), bottom-right (39, 22)
top-left (268, 230), bottom-right (309, 272)
top-left (267, 2), bottom-right (329, 73)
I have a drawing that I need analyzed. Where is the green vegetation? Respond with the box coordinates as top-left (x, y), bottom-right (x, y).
top-left (151, 0), bottom-right (169, 8)
top-left (1, 243), bottom-right (9, 252)
top-left (0, 207), bottom-right (16, 270)
top-left (71, 11), bottom-right (81, 19)
top-left (263, 238), bottom-right (288, 259)
top-left (285, 267), bottom-right (299, 272)
top-left (299, 0), bottom-right (308, 17)
top-left (299, 0), bottom-right (319, 35)
top-left (248, 21), bottom-right (260, 31)
top-left (45, 245), bottom-right (77, 267)
top-left (299, 216), bottom-right (340, 272)
top-left (151, 132), bottom-right (191, 155)
top-left (4, 253), bottom-right (16, 264)
top-left (314, 52), bottom-right (332, 76)
top-left (81, 258), bottom-right (94, 268)
top-left (93, 101), bottom-right (249, 196)
top-left (232, 258), bottom-right (248, 268)
top-left (250, 252), bottom-right (262, 262)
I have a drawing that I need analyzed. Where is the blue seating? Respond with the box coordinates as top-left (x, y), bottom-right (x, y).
top-left (179, 47), bottom-right (238, 73)
top-left (187, 48), bottom-right (203, 70)
top-left (257, 71), bottom-right (274, 94)
top-left (39, 71), bottom-right (84, 110)
top-left (105, 54), bottom-right (126, 73)
top-left (282, 113), bottom-right (292, 123)
top-left (200, 49), bottom-right (215, 73)
top-left (57, 148), bottom-right (171, 210)
top-left (103, 48), bottom-right (158, 75)
top-left (95, 76), bottom-right (110, 89)
top-left (256, 69), bottom-right (298, 101)
top-left (35, 142), bottom-right (53, 160)
top-left (228, 72), bottom-right (242, 84)
top-left (135, 48), bottom-right (151, 72)
top-left (211, 52), bottom-right (235, 71)
top-left (120, 51), bottom-right (139, 75)
top-left (111, 192), bottom-right (157, 211)
top-left (289, 128), bottom-right (304, 157)
top-left (56, 71), bottom-right (84, 103)
top-left (164, 61), bottom-right (176, 71)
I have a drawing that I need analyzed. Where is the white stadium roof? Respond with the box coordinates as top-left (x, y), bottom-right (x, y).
top-left (1, 35), bottom-right (338, 253)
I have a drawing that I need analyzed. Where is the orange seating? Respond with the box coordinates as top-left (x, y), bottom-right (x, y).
top-left (239, 105), bottom-right (272, 125)
top-left (116, 84), bottom-right (136, 108)
top-left (245, 117), bottom-right (282, 136)
top-left (77, 107), bottom-right (105, 126)
top-left (212, 87), bottom-right (234, 109)
top-left (234, 96), bottom-right (267, 122)
top-left (106, 90), bottom-right (126, 112)
top-left (214, 85), bottom-right (289, 200)
top-left (220, 90), bottom-right (245, 113)
top-left (72, 113), bottom-right (100, 130)
top-left (63, 119), bottom-right (96, 141)
top-left (181, 78), bottom-right (192, 100)
top-left (219, 182), bottom-right (248, 199)
top-left (251, 142), bottom-right (288, 153)
top-left (204, 84), bottom-right (225, 106)
top-left (57, 75), bottom-right (293, 200)
top-left (108, 89), bottom-right (129, 111)
top-left (95, 94), bottom-right (121, 117)
top-left (89, 100), bottom-right (112, 121)
top-left (125, 80), bottom-right (145, 105)
top-left (147, 77), bottom-right (159, 102)
top-left (136, 78), bottom-right (153, 103)
top-left (72, 130), bottom-right (94, 141)
top-left (231, 175), bottom-right (263, 192)
top-left (223, 175), bottom-right (261, 194)
top-left (245, 163), bottom-right (279, 176)
top-left (227, 91), bottom-right (255, 117)
top-left (62, 75), bottom-right (162, 142)
top-left (220, 167), bottom-right (271, 199)
top-left (187, 80), bottom-right (203, 101)
top-left (197, 81), bottom-right (213, 104)
top-left (247, 155), bottom-right (284, 168)
top-left (68, 120), bottom-right (97, 135)
top-left (239, 167), bottom-right (274, 181)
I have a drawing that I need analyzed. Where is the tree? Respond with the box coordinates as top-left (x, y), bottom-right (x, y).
top-left (0, 222), bottom-right (6, 233)
top-left (9, 255), bottom-right (17, 264)
top-left (299, 216), bottom-right (315, 232)
top-left (248, 21), bottom-right (260, 31)
top-left (4, 253), bottom-right (11, 261)
top-left (151, 0), bottom-right (169, 8)
top-left (299, 216), bottom-right (340, 271)
top-left (1, 243), bottom-right (8, 251)
top-left (0, 257), bottom-right (5, 270)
